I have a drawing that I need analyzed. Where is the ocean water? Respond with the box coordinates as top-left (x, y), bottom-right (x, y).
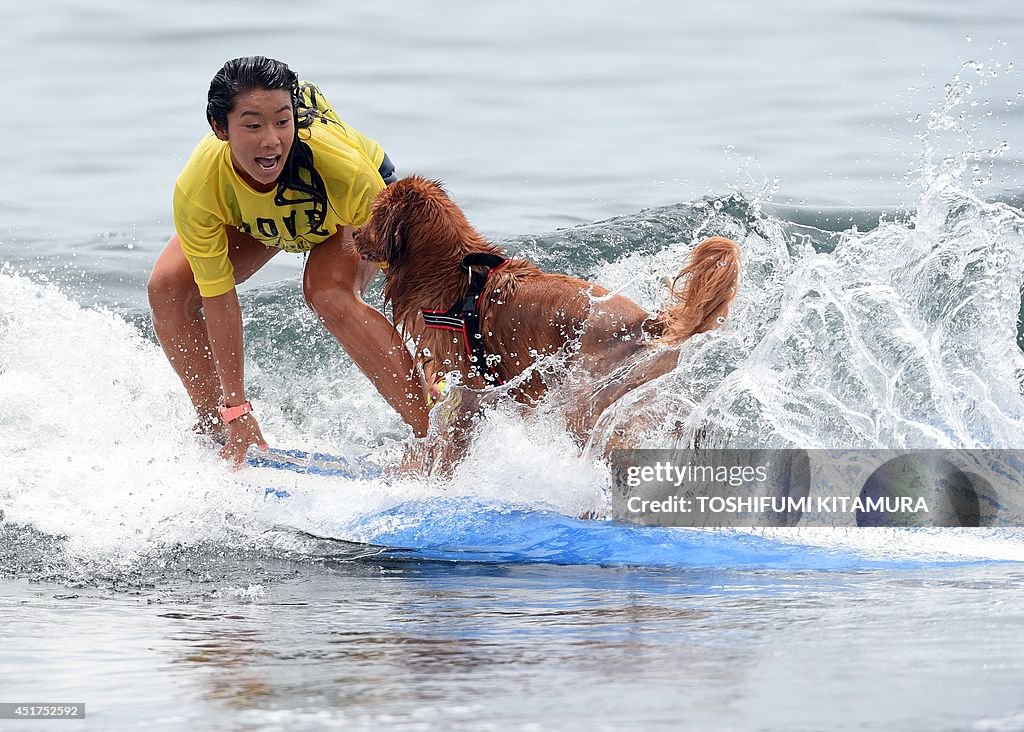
top-left (4, 1), bottom-right (1024, 730)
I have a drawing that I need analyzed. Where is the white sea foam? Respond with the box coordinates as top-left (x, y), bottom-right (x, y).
top-left (0, 266), bottom-right (606, 565)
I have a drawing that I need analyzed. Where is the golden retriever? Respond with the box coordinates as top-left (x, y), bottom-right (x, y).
top-left (355, 176), bottom-right (740, 469)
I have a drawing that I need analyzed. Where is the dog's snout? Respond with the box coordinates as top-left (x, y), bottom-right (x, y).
top-left (352, 225), bottom-right (382, 262)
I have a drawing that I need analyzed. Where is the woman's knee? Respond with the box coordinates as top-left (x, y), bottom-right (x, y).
top-left (302, 262), bottom-right (360, 316)
top-left (303, 235), bottom-right (365, 315)
top-left (148, 238), bottom-right (201, 317)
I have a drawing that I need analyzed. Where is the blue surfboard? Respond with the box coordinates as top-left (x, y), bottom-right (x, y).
top-left (244, 447), bottom-right (984, 569)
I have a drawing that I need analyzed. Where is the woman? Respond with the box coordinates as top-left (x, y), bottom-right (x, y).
top-left (148, 56), bottom-right (429, 466)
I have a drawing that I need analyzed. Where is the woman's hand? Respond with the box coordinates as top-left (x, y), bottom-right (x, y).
top-left (219, 413), bottom-right (268, 468)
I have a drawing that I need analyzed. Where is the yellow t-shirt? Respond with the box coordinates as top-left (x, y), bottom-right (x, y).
top-left (173, 82), bottom-right (386, 297)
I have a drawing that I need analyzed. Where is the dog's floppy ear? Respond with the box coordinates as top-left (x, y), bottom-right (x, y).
top-left (377, 205), bottom-right (407, 267)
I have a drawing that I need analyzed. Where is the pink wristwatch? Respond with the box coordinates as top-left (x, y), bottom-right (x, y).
top-left (218, 401), bottom-right (253, 424)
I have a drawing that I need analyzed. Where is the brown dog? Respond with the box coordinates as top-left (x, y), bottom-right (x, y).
top-left (355, 176), bottom-right (740, 468)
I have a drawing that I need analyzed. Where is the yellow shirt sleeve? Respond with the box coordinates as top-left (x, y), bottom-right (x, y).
top-left (173, 182), bottom-right (235, 298)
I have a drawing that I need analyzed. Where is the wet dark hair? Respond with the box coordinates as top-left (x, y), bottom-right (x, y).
top-left (207, 56), bottom-right (328, 231)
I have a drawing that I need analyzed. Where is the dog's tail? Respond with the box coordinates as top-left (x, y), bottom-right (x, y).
top-left (653, 236), bottom-right (741, 345)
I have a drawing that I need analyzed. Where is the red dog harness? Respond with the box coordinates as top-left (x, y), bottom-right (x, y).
top-left (420, 253), bottom-right (508, 385)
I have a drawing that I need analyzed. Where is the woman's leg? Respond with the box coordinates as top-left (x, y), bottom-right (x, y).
top-left (147, 228), bottom-right (279, 426)
top-left (303, 227), bottom-right (430, 437)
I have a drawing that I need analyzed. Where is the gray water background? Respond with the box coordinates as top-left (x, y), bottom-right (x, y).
top-left (4, 1), bottom-right (1024, 731)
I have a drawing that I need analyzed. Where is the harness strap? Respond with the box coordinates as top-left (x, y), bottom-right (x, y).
top-left (421, 253), bottom-right (508, 384)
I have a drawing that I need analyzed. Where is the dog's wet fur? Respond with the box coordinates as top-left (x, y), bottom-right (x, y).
top-left (355, 176), bottom-right (740, 471)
